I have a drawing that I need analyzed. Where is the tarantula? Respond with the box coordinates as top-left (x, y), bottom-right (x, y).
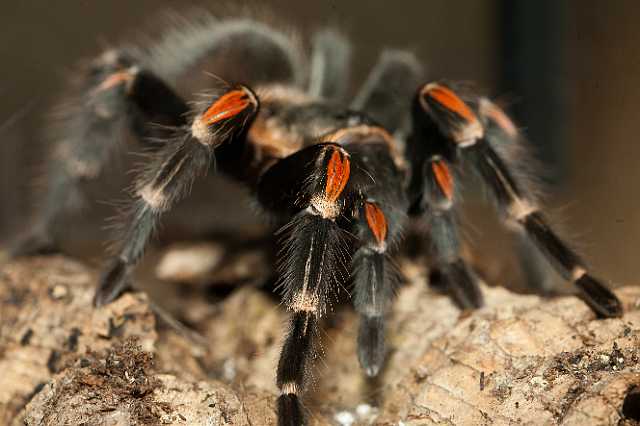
top-left (12, 12), bottom-right (622, 425)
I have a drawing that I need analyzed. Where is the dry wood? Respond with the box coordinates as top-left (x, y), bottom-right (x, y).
top-left (1, 256), bottom-right (638, 425)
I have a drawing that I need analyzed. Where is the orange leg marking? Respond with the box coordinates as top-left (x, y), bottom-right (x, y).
top-left (480, 99), bottom-right (518, 138)
top-left (95, 71), bottom-right (134, 93)
top-left (422, 84), bottom-right (478, 124)
top-left (364, 202), bottom-right (388, 245)
top-left (325, 149), bottom-right (350, 202)
top-left (432, 160), bottom-right (454, 200)
top-left (202, 89), bottom-right (252, 125)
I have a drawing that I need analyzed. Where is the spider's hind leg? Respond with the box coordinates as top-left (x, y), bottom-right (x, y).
top-left (352, 49), bottom-right (424, 133)
top-left (148, 15), bottom-right (305, 86)
top-left (481, 98), bottom-right (557, 294)
top-left (11, 50), bottom-right (188, 257)
top-left (308, 29), bottom-right (351, 101)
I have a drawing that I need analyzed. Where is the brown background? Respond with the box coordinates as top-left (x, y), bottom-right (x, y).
top-left (1, 1), bottom-right (639, 288)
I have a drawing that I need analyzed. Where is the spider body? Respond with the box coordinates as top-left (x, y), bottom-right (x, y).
top-left (12, 13), bottom-right (622, 425)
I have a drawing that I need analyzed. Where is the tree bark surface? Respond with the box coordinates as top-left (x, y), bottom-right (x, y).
top-left (1, 256), bottom-right (639, 425)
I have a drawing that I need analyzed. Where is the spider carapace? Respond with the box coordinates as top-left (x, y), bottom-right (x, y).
top-left (11, 15), bottom-right (622, 425)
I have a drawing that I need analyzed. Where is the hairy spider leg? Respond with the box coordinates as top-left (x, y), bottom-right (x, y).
top-left (94, 85), bottom-right (259, 306)
top-left (407, 85), bottom-right (484, 309)
top-left (479, 98), bottom-right (557, 294)
top-left (308, 29), bottom-right (351, 101)
top-left (147, 15), bottom-right (305, 86)
top-left (12, 17), bottom-right (307, 258)
top-left (259, 143), bottom-right (353, 426)
top-left (340, 139), bottom-right (408, 377)
top-left (416, 82), bottom-right (622, 318)
top-left (258, 122), bottom-right (409, 423)
top-left (10, 50), bottom-right (188, 257)
top-left (351, 49), bottom-right (424, 133)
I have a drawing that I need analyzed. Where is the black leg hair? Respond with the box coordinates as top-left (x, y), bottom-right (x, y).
top-left (308, 29), bottom-right (351, 101)
top-left (351, 201), bottom-right (395, 376)
top-left (15, 14), bottom-right (306, 256)
top-left (146, 14), bottom-right (305, 86)
top-left (261, 143), bottom-right (352, 425)
top-left (341, 140), bottom-right (408, 376)
top-left (408, 150), bottom-right (484, 308)
top-left (406, 83), bottom-right (484, 308)
top-left (351, 50), bottom-right (424, 133)
top-left (11, 50), bottom-right (189, 257)
top-left (276, 310), bottom-right (316, 426)
top-left (259, 132), bottom-right (409, 383)
top-left (427, 212), bottom-right (484, 309)
top-left (94, 85), bottom-right (259, 306)
top-left (276, 212), bottom-right (348, 426)
top-left (480, 98), bottom-right (556, 294)
top-left (414, 82), bottom-right (622, 317)
top-left (468, 126), bottom-right (622, 317)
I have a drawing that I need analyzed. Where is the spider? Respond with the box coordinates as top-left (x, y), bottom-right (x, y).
top-left (11, 12), bottom-right (623, 425)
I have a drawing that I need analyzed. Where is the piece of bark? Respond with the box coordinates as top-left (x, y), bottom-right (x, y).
top-left (180, 260), bottom-right (640, 425)
top-left (155, 242), bottom-right (225, 284)
top-left (21, 339), bottom-right (274, 426)
top-left (1, 255), bottom-right (639, 425)
top-left (152, 241), bottom-right (270, 289)
top-left (0, 256), bottom-right (278, 425)
top-left (314, 262), bottom-right (640, 425)
top-left (0, 256), bottom-right (157, 423)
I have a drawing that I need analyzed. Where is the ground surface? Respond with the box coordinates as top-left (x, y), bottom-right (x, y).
top-left (1, 252), bottom-right (639, 425)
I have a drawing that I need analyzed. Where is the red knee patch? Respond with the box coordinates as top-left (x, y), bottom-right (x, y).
top-left (202, 88), bottom-right (254, 125)
top-left (479, 99), bottom-right (518, 138)
top-left (95, 71), bottom-right (134, 93)
top-left (324, 148), bottom-right (350, 202)
top-left (421, 83), bottom-right (478, 124)
top-left (364, 202), bottom-right (388, 246)
top-left (432, 160), bottom-right (454, 201)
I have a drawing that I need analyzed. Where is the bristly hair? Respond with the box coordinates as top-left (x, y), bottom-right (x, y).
top-left (351, 249), bottom-right (400, 315)
top-left (140, 8), bottom-right (306, 88)
top-left (275, 211), bottom-right (352, 317)
top-left (106, 131), bottom-right (212, 258)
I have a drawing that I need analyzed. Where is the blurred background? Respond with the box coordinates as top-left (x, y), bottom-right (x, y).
top-left (1, 0), bottom-right (639, 290)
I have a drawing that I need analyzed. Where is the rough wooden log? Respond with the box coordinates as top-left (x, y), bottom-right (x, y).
top-left (1, 256), bottom-right (638, 425)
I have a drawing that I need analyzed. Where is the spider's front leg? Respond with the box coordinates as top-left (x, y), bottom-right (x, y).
top-left (351, 200), bottom-right (397, 375)
top-left (94, 85), bottom-right (258, 306)
top-left (11, 49), bottom-right (189, 257)
top-left (258, 142), bottom-right (354, 425)
top-left (344, 141), bottom-right (408, 376)
top-left (259, 133), bottom-right (408, 423)
top-left (407, 106), bottom-right (484, 308)
top-left (422, 170), bottom-right (485, 308)
top-left (412, 82), bottom-right (622, 318)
